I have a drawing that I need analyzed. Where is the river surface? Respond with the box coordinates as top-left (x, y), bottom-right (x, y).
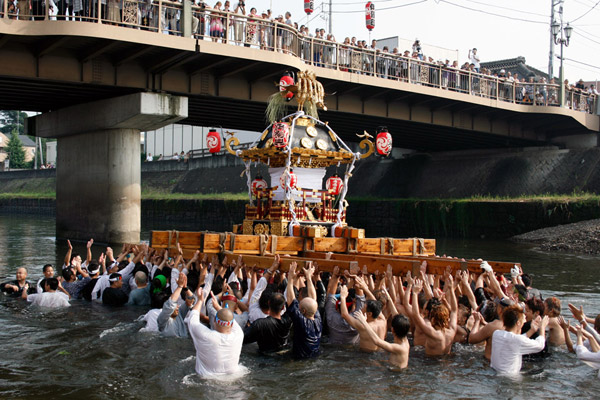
top-left (0, 214), bottom-right (599, 399)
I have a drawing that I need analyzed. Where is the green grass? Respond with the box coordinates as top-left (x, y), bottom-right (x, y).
top-left (347, 191), bottom-right (600, 203)
top-left (141, 191), bottom-right (248, 201)
top-left (0, 192), bottom-right (56, 199)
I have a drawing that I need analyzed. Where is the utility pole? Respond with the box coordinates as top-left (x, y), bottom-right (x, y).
top-left (549, 0), bottom-right (556, 79)
top-left (329, 0), bottom-right (333, 34)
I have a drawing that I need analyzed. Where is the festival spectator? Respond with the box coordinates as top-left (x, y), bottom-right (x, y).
top-left (146, 153), bottom-right (153, 162)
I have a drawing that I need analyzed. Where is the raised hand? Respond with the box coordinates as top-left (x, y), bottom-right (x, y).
top-left (558, 315), bottom-right (570, 330)
top-left (303, 261), bottom-right (315, 278)
top-left (385, 264), bottom-right (393, 279)
top-left (332, 265), bottom-right (339, 277)
top-left (419, 261), bottom-right (427, 275)
top-left (87, 239), bottom-right (94, 249)
top-left (67, 239), bottom-right (73, 250)
top-left (339, 284), bottom-right (349, 299)
top-left (412, 279), bottom-right (423, 294)
top-left (176, 272), bottom-right (187, 288)
top-left (288, 261), bottom-right (298, 280)
top-left (568, 303), bottom-right (586, 322)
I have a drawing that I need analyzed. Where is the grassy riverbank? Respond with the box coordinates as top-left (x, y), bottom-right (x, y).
top-left (3, 189), bottom-right (600, 203)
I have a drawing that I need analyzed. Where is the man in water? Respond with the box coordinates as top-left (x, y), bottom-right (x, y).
top-left (157, 272), bottom-right (194, 337)
top-left (286, 261), bottom-right (322, 359)
top-left (491, 304), bottom-right (548, 375)
top-left (102, 273), bottom-right (129, 306)
top-left (187, 284), bottom-right (244, 377)
top-left (339, 281), bottom-right (386, 352)
top-left (127, 271), bottom-right (151, 306)
top-left (244, 290), bottom-right (292, 354)
top-left (410, 275), bottom-right (458, 356)
top-left (1, 267), bottom-right (36, 298)
top-left (22, 278), bottom-right (70, 308)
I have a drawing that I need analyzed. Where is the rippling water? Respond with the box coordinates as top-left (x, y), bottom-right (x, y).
top-left (1, 214), bottom-right (599, 399)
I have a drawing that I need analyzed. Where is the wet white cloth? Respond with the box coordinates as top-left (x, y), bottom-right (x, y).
top-left (27, 292), bottom-right (70, 308)
top-left (248, 276), bottom-right (268, 324)
top-left (575, 344), bottom-right (600, 377)
top-left (91, 262), bottom-right (136, 302)
top-left (491, 330), bottom-right (545, 375)
top-left (187, 309), bottom-right (244, 378)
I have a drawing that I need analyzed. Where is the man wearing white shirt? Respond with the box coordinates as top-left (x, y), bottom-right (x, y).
top-left (491, 305), bottom-right (548, 375)
top-left (187, 285), bottom-right (244, 378)
top-left (22, 278), bottom-right (70, 308)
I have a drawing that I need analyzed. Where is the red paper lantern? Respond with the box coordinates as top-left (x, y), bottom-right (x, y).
top-left (304, 0), bottom-right (314, 15)
top-left (365, 2), bottom-right (375, 31)
top-left (376, 127), bottom-right (392, 156)
top-left (280, 169), bottom-right (297, 190)
top-left (272, 122), bottom-right (290, 149)
top-left (207, 128), bottom-right (222, 153)
top-left (279, 74), bottom-right (295, 101)
top-left (251, 175), bottom-right (268, 196)
top-left (326, 174), bottom-right (344, 195)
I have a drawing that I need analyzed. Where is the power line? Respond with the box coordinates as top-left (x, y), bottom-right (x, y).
top-left (563, 57), bottom-right (600, 70)
top-left (574, 30), bottom-right (600, 46)
top-left (571, 0), bottom-right (600, 23)
top-left (334, 0), bottom-right (397, 5)
top-left (331, 0), bottom-right (428, 13)
top-left (573, 26), bottom-right (600, 40)
top-left (462, 0), bottom-right (550, 18)
top-left (438, 0), bottom-right (547, 24)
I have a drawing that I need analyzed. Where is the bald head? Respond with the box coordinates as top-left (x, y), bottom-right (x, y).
top-left (215, 308), bottom-right (235, 333)
top-left (300, 298), bottom-right (318, 319)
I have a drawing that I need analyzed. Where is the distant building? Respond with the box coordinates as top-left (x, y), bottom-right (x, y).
top-left (0, 132), bottom-right (35, 163)
top-left (481, 56), bottom-right (550, 81)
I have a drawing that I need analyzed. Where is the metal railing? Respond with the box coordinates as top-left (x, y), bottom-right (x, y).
top-left (2, 3), bottom-right (597, 114)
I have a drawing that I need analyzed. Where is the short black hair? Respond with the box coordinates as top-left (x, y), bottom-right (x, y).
top-left (522, 273), bottom-right (533, 287)
top-left (46, 277), bottom-right (59, 291)
top-left (502, 305), bottom-right (524, 329)
top-left (43, 264), bottom-right (54, 273)
top-left (366, 300), bottom-right (383, 319)
top-left (62, 268), bottom-right (74, 281)
top-left (269, 292), bottom-right (286, 314)
top-left (391, 314), bottom-right (410, 339)
top-left (259, 290), bottom-right (273, 311)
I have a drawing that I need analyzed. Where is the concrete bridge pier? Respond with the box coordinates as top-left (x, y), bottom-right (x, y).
top-left (30, 92), bottom-right (188, 244)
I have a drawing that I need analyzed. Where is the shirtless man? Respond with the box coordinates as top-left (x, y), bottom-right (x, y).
top-left (339, 283), bottom-right (386, 352)
top-left (411, 276), bottom-right (457, 356)
top-left (356, 310), bottom-right (410, 369)
top-left (545, 297), bottom-right (565, 346)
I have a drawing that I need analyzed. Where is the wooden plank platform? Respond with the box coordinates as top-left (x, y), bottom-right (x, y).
top-left (150, 230), bottom-right (515, 275)
top-left (150, 230), bottom-right (436, 257)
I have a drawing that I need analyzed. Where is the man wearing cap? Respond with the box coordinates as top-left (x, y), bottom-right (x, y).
top-left (157, 273), bottom-right (195, 337)
top-left (102, 273), bottom-right (129, 307)
top-left (187, 282), bottom-right (245, 377)
top-left (286, 261), bottom-right (322, 359)
top-left (81, 259), bottom-right (103, 301)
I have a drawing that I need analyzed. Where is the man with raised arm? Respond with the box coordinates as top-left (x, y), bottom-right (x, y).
top-left (187, 282), bottom-right (245, 378)
top-left (324, 265), bottom-right (365, 345)
top-left (244, 273), bottom-right (292, 353)
top-left (286, 261), bottom-right (322, 359)
top-left (157, 272), bottom-right (194, 337)
top-left (248, 254), bottom-right (281, 324)
top-left (339, 276), bottom-right (387, 352)
top-left (490, 305), bottom-right (548, 375)
top-left (353, 292), bottom-right (411, 369)
top-left (411, 274), bottom-right (458, 356)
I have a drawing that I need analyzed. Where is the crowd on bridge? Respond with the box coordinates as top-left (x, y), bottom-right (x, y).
top-left (1, 0), bottom-right (597, 113)
top-left (1, 239), bottom-right (600, 379)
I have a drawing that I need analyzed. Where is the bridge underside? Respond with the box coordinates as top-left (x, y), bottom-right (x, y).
top-left (0, 23), bottom-right (597, 151)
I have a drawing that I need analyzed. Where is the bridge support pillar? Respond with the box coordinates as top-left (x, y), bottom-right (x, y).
top-left (30, 92), bottom-right (188, 244)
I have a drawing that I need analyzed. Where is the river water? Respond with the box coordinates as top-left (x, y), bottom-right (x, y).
top-left (1, 214), bottom-right (599, 399)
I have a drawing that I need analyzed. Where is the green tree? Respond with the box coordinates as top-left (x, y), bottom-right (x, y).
top-left (6, 130), bottom-right (26, 169)
top-left (0, 111), bottom-right (27, 135)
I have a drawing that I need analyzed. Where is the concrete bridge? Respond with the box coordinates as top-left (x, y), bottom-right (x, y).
top-left (1, 10), bottom-right (598, 243)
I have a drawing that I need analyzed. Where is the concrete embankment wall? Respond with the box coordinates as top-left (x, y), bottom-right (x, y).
top-left (5, 147), bottom-right (600, 197)
top-left (3, 198), bottom-right (600, 239)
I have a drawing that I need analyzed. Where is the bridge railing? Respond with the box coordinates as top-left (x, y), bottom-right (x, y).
top-left (3, 4), bottom-right (597, 114)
